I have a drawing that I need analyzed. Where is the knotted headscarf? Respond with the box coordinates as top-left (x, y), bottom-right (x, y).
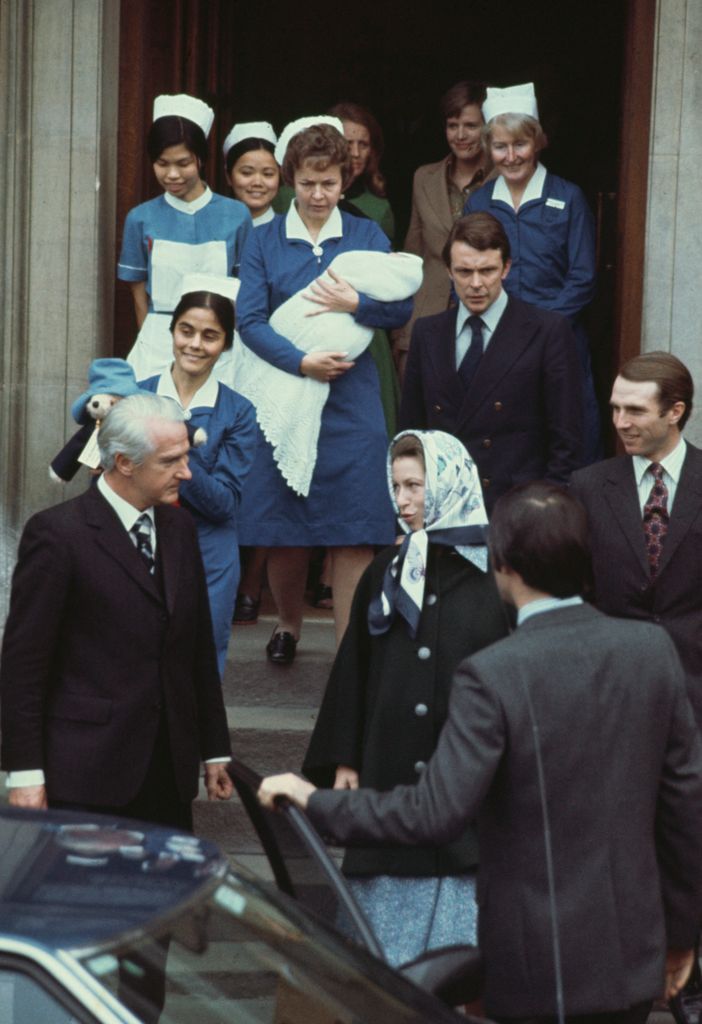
top-left (368, 430), bottom-right (489, 638)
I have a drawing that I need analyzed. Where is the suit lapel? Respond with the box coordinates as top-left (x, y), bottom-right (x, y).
top-left (83, 486), bottom-right (163, 604)
top-left (602, 460), bottom-right (649, 574)
top-left (657, 445), bottom-right (702, 577)
top-left (422, 161), bottom-right (453, 235)
top-left (155, 506), bottom-right (181, 616)
top-left (426, 308), bottom-right (465, 412)
top-left (456, 296), bottom-right (534, 429)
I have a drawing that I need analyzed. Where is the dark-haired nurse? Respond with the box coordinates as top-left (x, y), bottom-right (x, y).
top-left (118, 93), bottom-right (252, 382)
top-left (140, 273), bottom-right (257, 677)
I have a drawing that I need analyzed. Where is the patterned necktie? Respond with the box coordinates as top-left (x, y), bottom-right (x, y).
top-left (130, 513), bottom-right (155, 575)
top-left (642, 462), bottom-right (669, 577)
top-left (457, 315), bottom-right (484, 389)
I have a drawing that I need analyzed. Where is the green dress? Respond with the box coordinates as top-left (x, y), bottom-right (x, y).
top-left (273, 184), bottom-right (400, 437)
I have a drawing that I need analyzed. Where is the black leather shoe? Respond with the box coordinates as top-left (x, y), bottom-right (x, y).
top-left (266, 630), bottom-right (297, 665)
top-left (233, 593), bottom-right (260, 625)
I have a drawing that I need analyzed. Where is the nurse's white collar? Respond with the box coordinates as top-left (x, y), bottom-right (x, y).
top-left (493, 162), bottom-right (547, 209)
top-left (285, 201), bottom-right (343, 245)
top-left (253, 206), bottom-right (275, 226)
top-left (164, 185), bottom-right (214, 215)
top-left (157, 365), bottom-right (219, 412)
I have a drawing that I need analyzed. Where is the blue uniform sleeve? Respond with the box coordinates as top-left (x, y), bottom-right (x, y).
top-left (179, 395), bottom-right (257, 524)
top-left (117, 206), bottom-right (148, 283)
top-left (237, 229), bottom-right (309, 376)
top-left (553, 184), bottom-right (596, 321)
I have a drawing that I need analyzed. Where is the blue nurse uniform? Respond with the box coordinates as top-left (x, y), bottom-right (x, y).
top-left (236, 207), bottom-right (412, 547)
top-left (141, 373), bottom-right (257, 676)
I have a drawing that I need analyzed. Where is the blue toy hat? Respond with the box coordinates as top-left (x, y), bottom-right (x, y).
top-left (70, 359), bottom-right (143, 424)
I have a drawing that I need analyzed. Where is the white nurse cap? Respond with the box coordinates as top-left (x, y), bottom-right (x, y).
top-left (274, 115), bottom-right (344, 166)
top-left (223, 121), bottom-right (278, 157)
top-left (482, 83), bottom-right (539, 123)
top-left (179, 273), bottom-right (240, 304)
top-left (153, 94), bottom-right (215, 138)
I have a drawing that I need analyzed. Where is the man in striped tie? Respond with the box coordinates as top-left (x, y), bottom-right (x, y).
top-left (1, 393), bottom-right (232, 831)
top-left (571, 352), bottom-right (702, 728)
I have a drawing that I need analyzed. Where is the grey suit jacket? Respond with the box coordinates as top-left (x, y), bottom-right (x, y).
top-left (571, 443), bottom-right (702, 726)
top-left (308, 604), bottom-right (702, 1017)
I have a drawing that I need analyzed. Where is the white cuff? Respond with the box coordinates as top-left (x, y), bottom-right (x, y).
top-left (7, 769), bottom-right (45, 788)
top-left (203, 757), bottom-right (231, 765)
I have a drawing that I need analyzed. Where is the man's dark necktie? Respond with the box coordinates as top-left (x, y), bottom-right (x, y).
top-left (130, 513), bottom-right (155, 575)
top-left (642, 462), bottom-right (669, 577)
top-left (457, 315), bottom-right (484, 389)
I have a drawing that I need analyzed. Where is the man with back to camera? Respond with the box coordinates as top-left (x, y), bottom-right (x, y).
top-left (0, 392), bottom-right (233, 831)
top-left (570, 351), bottom-right (702, 729)
top-left (259, 482), bottom-right (702, 1024)
top-left (399, 211), bottom-right (583, 510)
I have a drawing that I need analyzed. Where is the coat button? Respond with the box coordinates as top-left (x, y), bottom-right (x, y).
top-left (417, 646), bottom-right (431, 660)
top-left (494, 401), bottom-right (503, 411)
top-left (482, 478), bottom-right (491, 488)
top-left (414, 760), bottom-right (426, 773)
top-left (415, 703), bottom-right (428, 716)
top-left (425, 593), bottom-right (437, 606)
top-left (482, 438), bottom-right (492, 448)
top-left (433, 404), bottom-right (442, 413)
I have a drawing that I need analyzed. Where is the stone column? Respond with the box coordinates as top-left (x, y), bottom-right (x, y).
top-left (643, 0), bottom-right (702, 443)
top-left (0, 0), bottom-right (119, 608)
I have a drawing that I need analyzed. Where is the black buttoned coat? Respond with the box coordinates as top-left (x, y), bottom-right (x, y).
top-left (303, 544), bottom-right (510, 876)
top-left (399, 295), bottom-right (583, 510)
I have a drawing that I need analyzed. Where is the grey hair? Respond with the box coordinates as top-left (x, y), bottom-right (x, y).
top-left (483, 112), bottom-right (548, 153)
top-left (99, 393), bottom-right (186, 471)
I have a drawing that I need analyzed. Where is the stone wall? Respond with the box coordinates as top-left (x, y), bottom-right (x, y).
top-left (0, 0), bottom-right (119, 608)
top-left (643, 0), bottom-right (702, 442)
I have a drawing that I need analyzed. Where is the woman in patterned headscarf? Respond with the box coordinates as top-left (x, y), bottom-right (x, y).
top-left (303, 429), bottom-right (511, 966)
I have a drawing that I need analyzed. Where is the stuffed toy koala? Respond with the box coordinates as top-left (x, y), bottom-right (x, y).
top-left (50, 358), bottom-right (206, 483)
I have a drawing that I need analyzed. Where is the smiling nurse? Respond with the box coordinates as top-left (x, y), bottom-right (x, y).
top-left (118, 94), bottom-right (252, 384)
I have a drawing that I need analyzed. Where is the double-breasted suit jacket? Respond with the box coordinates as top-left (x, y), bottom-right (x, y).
top-left (307, 604), bottom-right (702, 1017)
top-left (0, 485), bottom-right (231, 807)
top-left (571, 443), bottom-right (702, 726)
top-left (399, 294), bottom-right (583, 509)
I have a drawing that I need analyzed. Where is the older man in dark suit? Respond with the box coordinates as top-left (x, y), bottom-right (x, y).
top-left (570, 352), bottom-right (702, 729)
top-left (399, 212), bottom-right (583, 510)
top-left (1, 392), bottom-right (232, 831)
top-left (260, 483), bottom-right (702, 1024)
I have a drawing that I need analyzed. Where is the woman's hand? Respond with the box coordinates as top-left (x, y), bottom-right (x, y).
top-left (664, 948), bottom-right (695, 999)
top-left (300, 351), bottom-right (354, 383)
top-left (258, 773), bottom-right (316, 810)
top-left (304, 268), bottom-right (360, 315)
top-left (333, 765), bottom-right (359, 790)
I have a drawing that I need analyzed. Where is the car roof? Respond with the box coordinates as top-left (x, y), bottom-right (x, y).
top-left (0, 805), bottom-right (227, 952)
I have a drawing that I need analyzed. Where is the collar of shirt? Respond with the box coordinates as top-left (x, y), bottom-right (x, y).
top-left (156, 366), bottom-right (219, 412)
top-left (164, 185), bottom-right (213, 216)
top-left (253, 206), bottom-right (275, 227)
top-left (632, 436), bottom-right (686, 513)
top-left (97, 472), bottom-right (156, 538)
top-left (517, 594), bottom-right (583, 626)
top-left (285, 201), bottom-right (343, 245)
top-left (455, 287), bottom-right (508, 366)
top-left (493, 162), bottom-right (547, 210)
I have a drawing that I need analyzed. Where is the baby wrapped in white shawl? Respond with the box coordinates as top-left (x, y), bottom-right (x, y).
top-left (234, 250), bottom-right (423, 495)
